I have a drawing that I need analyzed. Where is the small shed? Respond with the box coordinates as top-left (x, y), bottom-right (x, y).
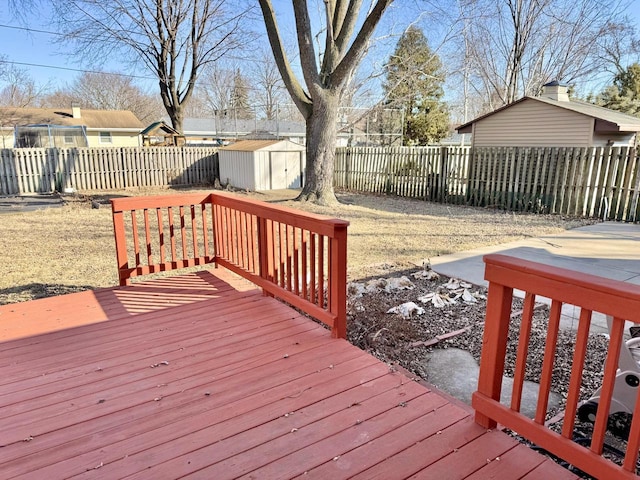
top-left (219, 139), bottom-right (305, 190)
top-left (141, 121), bottom-right (186, 146)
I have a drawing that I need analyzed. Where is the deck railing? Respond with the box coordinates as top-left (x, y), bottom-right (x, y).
top-left (111, 192), bottom-right (349, 338)
top-left (474, 254), bottom-right (640, 479)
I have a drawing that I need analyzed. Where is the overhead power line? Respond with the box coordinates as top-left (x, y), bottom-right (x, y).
top-left (5, 60), bottom-right (157, 80)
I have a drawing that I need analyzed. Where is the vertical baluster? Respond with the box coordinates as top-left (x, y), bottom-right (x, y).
top-left (131, 210), bottom-right (141, 267)
top-left (157, 208), bottom-right (165, 264)
top-left (267, 218), bottom-right (274, 281)
top-left (562, 308), bottom-right (592, 438)
top-left (535, 299), bottom-right (562, 424)
top-left (225, 206), bottom-right (232, 262)
top-left (211, 203), bottom-right (219, 261)
top-left (301, 229), bottom-right (309, 300)
top-left (511, 292), bottom-right (535, 412)
top-left (247, 213), bottom-right (254, 272)
top-left (168, 206), bottom-right (177, 264)
top-left (143, 208), bottom-right (152, 266)
top-left (179, 206), bottom-right (187, 260)
top-left (190, 205), bottom-right (198, 259)
top-left (238, 210), bottom-right (246, 269)
top-left (279, 222), bottom-right (286, 288)
top-left (216, 204), bottom-right (225, 260)
top-left (285, 224), bottom-right (292, 291)
top-left (318, 235), bottom-right (325, 307)
top-left (591, 317), bottom-right (626, 454)
top-left (201, 203), bottom-right (210, 259)
top-left (293, 227), bottom-right (300, 295)
top-left (310, 233), bottom-right (316, 303)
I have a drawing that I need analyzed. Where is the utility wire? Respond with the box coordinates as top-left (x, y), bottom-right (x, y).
top-left (5, 60), bottom-right (157, 80)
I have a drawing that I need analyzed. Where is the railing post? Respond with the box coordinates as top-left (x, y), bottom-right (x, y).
top-left (329, 221), bottom-right (348, 339)
top-left (473, 280), bottom-right (513, 428)
top-left (111, 207), bottom-right (130, 286)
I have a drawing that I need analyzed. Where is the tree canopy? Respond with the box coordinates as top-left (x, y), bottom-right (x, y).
top-left (459, 0), bottom-right (635, 111)
top-left (384, 27), bottom-right (449, 145)
top-left (596, 63), bottom-right (640, 117)
top-left (48, 0), bottom-right (252, 133)
top-left (44, 72), bottom-right (164, 124)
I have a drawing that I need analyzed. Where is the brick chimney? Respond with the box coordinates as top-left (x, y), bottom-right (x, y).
top-left (71, 103), bottom-right (81, 119)
top-left (541, 81), bottom-right (569, 102)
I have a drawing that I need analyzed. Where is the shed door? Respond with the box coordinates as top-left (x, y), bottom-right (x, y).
top-left (270, 151), bottom-right (302, 189)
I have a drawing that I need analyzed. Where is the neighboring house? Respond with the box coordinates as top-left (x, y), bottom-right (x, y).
top-left (0, 106), bottom-right (143, 148)
top-left (456, 82), bottom-right (640, 147)
top-left (141, 121), bottom-right (185, 146)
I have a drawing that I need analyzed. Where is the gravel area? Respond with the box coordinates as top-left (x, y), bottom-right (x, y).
top-left (346, 265), bottom-right (608, 401)
top-left (345, 264), bottom-right (631, 478)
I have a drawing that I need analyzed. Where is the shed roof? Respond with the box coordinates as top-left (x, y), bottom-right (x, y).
top-left (141, 121), bottom-right (181, 136)
top-left (457, 96), bottom-right (640, 133)
top-left (0, 107), bottom-right (144, 130)
top-left (220, 139), bottom-right (304, 151)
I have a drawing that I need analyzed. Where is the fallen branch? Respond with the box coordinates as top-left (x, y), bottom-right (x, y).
top-left (406, 327), bottom-right (471, 349)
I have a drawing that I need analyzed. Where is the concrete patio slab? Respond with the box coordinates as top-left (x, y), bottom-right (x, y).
top-left (430, 222), bottom-right (640, 334)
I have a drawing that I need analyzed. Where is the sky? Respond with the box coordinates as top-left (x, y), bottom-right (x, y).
top-left (0, 4), bottom-right (156, 89)
top-left (1, 1), bottom-right (640, 97)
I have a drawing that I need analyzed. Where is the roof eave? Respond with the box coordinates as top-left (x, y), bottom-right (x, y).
top-left (85, 127), bottom-right (142, 133)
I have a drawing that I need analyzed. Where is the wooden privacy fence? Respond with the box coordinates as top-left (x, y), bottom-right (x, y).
top-left (475, 254), bottom-right (640, 479)
top-left (0, 146), bottom-right (219, 195)
top-left (335, 146), bottom-right (640, 222)
top-left (335, 146), bottom-right (471, 204)
top-left (111, 192), bottom-right (349, 338)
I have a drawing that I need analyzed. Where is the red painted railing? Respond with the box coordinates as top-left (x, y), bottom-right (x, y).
top-left (474, 254), bottom-right (640, 479)
top-left (111, 192), bottom-right (349, 338)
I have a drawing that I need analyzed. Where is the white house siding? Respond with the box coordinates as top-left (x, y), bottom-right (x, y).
top-left (472, 100), bottom-right (594, 147)
top-left (86, 131), bottom-right (141, 147)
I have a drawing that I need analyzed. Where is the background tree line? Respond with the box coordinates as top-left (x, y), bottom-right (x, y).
top-left (3, 0), bottom-right (640, 203)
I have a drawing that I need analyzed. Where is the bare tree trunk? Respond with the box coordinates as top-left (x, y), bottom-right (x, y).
top-left (298, 94), bottom-right (339, 205)
top-left (165, 102), bottom-right (184, 134)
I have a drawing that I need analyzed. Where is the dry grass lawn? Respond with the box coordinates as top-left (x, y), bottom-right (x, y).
top-left (0, 187), bottom-right (596, 305)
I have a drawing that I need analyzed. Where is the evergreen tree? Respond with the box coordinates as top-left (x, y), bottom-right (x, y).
top-left (596, 63), bottom-right (640, 117)
top-left (231, 69), bottom-right (253, 120)
top-left (384, 27), bottom-right (449, 145)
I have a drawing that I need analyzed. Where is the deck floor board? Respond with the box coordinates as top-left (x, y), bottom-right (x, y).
top-left (0, 269), bottom-right (580, 479)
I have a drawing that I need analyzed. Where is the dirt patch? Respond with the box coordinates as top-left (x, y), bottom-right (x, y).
top-left (0, 193), bottom-right (65, 213)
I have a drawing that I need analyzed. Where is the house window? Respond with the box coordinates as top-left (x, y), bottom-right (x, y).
top-left (63, 133), bottom-right (74, 145)
top-left (99, 131), bottom-right (113, 144)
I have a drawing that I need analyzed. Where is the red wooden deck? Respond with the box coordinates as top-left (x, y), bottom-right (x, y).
top-left (0, 270), bottom-right (578, 479)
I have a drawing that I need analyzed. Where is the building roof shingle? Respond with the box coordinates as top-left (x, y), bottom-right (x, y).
top-left (0, 107), bottom-right (144, 130)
